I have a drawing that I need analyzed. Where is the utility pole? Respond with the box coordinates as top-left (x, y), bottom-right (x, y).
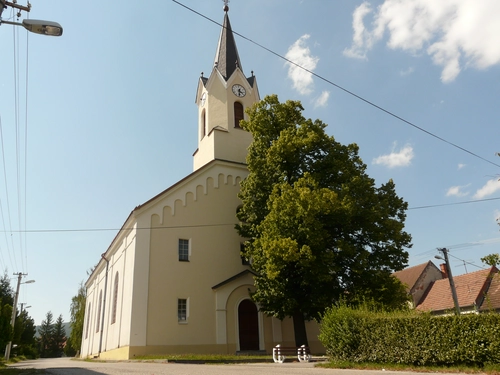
top-left (4, 272), bottom-right (25, 361)
top-left (437, 248), bottom-right (461, 315)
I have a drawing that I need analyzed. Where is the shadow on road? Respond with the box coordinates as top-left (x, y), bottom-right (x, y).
top-left (45, 369), bottom-right (107, 375)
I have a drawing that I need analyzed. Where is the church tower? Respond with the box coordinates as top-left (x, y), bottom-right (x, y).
top-left (193, 4), bottom-right (260, 171)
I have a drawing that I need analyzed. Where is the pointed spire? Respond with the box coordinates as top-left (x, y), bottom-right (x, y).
top-left (214, 5), bottom-right (242, 81)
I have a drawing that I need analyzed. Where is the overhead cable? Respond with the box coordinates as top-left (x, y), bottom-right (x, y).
top-left (171, 0), bottom-right (500, 169)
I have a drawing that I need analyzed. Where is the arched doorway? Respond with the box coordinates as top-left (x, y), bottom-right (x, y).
top-left (238, 299), bottom-right (259, 351)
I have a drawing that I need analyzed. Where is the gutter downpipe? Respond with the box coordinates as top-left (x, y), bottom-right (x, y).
top-left (98, 253), bottom-right (109, 356)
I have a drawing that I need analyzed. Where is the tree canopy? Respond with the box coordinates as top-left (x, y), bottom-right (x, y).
top-left (0, 272), bottom-right (14, 352)
top-left (481, 253), bottom-right (500, 267)
top-left (237, 95), bottom-right (411, 345)
top-left (68, 282), bottom-right (86, 353)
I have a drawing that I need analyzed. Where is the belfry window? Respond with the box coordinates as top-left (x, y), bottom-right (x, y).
top-left (201, 109), bottom-right (206, 137)
top-left (234, 102), bottom-right (244, 128)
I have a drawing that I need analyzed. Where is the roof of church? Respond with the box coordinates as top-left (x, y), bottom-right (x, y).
top-left (214, 8), bottom-right (242, 80)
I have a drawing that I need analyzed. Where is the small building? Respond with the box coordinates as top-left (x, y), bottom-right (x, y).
top-left (393, 261), bottom-right (443, 307)
top-left (479, 271), bottom-right (500, 312)
top-left (416, 266), bottom-right (499, 315)
top-left (79, 6), bottom-right (322, 360)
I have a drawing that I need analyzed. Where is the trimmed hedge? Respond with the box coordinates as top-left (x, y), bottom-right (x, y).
top-left (319, 304), bottom-right (500, 366)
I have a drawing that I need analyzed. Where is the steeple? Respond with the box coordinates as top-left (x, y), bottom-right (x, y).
top-left (193, 2), bottom-right (260, 172)
top-left (214, 5), bottom-right (242, 80)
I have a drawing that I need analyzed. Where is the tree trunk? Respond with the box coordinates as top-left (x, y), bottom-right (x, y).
top-left (292, 311), bottom-right (309, 347)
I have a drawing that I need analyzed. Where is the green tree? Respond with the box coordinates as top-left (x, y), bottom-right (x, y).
top-left (237, 95), bottom-right (411, 346)
top-left (481, 253), bottom-right (500, 267)
top-left (13, 309), bottom-right (38, 358)
top-left (52, 314), bottom-right (67, 357)
top-left (38, 311), bottom-right (55, 358)
top-left (0, 272), bottom-right (14, 352)
top-left (68, 282), bottom-right (86, 354)
top-left (0, 303), bottom-right (13, 354)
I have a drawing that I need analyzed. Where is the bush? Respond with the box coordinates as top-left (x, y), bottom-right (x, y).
top-left (319, 303), bottom-right (500, 366)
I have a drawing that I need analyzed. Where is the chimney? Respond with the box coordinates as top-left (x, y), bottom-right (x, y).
top-left (440, 263), bottom-right (448, 279)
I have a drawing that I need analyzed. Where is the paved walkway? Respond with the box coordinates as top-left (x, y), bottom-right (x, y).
top-left (8, 357), bottom-right (463, 375)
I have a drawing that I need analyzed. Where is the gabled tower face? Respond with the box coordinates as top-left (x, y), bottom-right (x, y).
top-left (193, 5), bottom-right (260, 171)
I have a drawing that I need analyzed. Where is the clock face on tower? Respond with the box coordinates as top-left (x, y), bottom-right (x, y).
top-left (200, 92), bottom-right (207, 106)
top-left (232, 84), bottom-right (246, 97)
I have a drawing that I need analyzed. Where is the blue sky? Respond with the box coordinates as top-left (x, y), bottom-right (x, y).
top-left (0, 0), bottom-right (499, 325)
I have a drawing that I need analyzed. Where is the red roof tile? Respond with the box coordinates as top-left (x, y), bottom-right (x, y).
top-left (417, 267), bottom-right (497, 313)
top-left (480, 272), bottom-right (500, 311)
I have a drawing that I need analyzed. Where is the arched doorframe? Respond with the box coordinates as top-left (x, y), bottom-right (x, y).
top-left (235, 297), bottom-right (264, 351)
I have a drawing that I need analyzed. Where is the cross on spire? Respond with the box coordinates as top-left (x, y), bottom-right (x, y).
top-left (222, 0), bottom-right (229, 12)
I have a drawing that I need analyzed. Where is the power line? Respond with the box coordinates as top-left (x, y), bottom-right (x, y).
top-left (171, 0), bottom-right (500, 169)
top-left (23, 26), bottom-right (30, 275)
top-left (0, 223), bottom-right (236, 233)
top-left (0, 116), bottom-right (18, 272)
top-left (408, 196), bottom-right (500, 210)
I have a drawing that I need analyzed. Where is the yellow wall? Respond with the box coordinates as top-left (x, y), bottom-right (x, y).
top-left (146, 170), bottom-right (249, 349)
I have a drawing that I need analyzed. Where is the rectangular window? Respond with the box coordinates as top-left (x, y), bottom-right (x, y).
top-left (178, 298), bottom-right (187, 322)
top-left (178, 239), bottom-right (189, 261)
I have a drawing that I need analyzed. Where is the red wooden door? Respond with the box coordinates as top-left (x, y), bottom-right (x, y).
top-left (238, 299), bottom-right (259, 351)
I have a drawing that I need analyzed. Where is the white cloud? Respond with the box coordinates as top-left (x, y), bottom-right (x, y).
top-left (458, 163), bottom-right (466, 170)
top-left (473, 178), bottom-right (500, 199)
top-left (446, 185), bottom-right (469, 197)
top-left (372, 144), bottom-right (414, 168)
top-left (399, 67), bottom-right (415, 76)
top-left (344, 0), bottom-right (500, 82)
top-left (343, 2), bottom-right (373, 59)
top-left (313, 91), bottom-right (330, 108)
top-left (285, 34), bottom-right (319, 95)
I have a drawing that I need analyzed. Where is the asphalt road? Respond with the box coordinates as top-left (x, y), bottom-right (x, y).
top-left (7, 357), bottom-right (455, 375)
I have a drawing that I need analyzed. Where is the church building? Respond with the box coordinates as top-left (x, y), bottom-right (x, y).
top-left (80, 5), bottom-right (322, 360)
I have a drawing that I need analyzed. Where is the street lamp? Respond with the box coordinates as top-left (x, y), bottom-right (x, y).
top-left (20, 303), bottom-right (32, 314)
top-left (0, 1), bottom-right (62, 36)
top-left (0, 18), bottom-right (63, 36)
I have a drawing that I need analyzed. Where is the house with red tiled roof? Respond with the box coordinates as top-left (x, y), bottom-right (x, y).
top-left (393, 261), bottom-right (443, 307)
top-left (416, 266), bottom-right (498, 315)
top-left (479, 271), bottom-right (500, 312)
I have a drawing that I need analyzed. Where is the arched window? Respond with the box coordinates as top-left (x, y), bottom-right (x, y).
top-left (111, 272), bottom-right (119, 325)
top-left (201, 109), bottom-right (206, 137)
top-left (96, 290), bottom-right (102, 333)
top-left (85, 302), bottom-right (91, 338)
top-left (234, 102), bottom-right (244, 128)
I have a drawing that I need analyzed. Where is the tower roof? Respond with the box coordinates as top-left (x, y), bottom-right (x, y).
top-left (214, 9), bottom-right (242, 80)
